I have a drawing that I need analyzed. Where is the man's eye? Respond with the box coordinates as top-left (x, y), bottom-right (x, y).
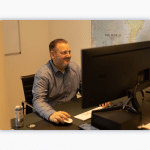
top-left (61, 51), bottom-right (71, 54)
top-left (62, 52), bottom-right (67, 54)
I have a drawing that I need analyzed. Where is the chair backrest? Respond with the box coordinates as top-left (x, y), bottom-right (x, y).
top-left (21, 74), bottom-right (35, 114)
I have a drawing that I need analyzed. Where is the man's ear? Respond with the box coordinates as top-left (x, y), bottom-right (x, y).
top-left (50, 51), bottom-right (55, 59)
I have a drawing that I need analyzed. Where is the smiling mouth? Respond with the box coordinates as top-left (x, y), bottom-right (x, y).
top-left (65, 59), bottom-right (70, 61)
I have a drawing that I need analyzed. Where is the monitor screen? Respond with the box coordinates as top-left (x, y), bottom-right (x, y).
top-left (81, 41), bottom-right (150, 109)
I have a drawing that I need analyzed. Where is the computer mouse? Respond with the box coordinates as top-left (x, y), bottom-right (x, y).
top-left (64, 118), bottom-right (73, 124)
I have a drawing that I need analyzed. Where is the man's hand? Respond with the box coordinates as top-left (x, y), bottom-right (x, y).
top-left (99, 102), bottom-right (110, 108)
top-left (49, 111), bottom-right (71, 124)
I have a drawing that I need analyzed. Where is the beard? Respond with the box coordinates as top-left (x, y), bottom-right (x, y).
top-left (53, 56), bottom-right (71, 70)
top-left (62, 58), bottom-right (70, 67)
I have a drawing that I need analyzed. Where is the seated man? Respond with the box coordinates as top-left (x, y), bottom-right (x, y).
top-left (32, 39), bottom-right (82, 124)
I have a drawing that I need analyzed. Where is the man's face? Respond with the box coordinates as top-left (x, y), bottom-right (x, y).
top-left (51, 42), bottom-right (71, 70)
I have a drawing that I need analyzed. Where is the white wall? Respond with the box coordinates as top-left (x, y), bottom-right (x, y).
top-left (3, 20), bottom-right (50, 128)
top-left (0, 21), bottom-right (10, 130)
top-left (2, 20), bottom-right (91, 129)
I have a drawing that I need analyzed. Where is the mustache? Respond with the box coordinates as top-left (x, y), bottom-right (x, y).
top-left (64, 57), bottom-right (71, 60)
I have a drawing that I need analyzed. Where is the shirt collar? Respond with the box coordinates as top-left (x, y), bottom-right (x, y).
top-left (50, 59), bottom-right (70, 74)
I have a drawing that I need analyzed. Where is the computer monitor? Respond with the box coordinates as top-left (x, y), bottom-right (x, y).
top-left (81, 41), bottom-right (150, 129)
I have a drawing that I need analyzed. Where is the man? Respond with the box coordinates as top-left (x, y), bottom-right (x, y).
top-left (32, 39), bottom-right (82, 124)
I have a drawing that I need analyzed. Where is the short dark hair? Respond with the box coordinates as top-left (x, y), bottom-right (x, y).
top-left (49, 39), bottom-right (68, 52)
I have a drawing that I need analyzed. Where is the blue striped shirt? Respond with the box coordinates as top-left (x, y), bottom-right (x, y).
top-left (32, 60), bottom-right (82, 120)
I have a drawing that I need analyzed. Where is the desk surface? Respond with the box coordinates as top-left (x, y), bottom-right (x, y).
top-left (11, 93), bottom-right (150, 130)
top-left (11, 97), bottom-right (95, 130)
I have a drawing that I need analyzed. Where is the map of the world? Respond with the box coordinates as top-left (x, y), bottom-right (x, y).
top-left (91, 20), bottom-right (150, 47)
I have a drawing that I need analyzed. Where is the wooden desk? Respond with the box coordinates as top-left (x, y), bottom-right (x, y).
top-left (11, 92), bottom-right (150, 130)
top-left (11, 97), bottom-right (95, 130)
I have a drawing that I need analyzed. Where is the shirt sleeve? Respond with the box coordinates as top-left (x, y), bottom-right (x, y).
top-left (32, 70), bottom-right (56, 120)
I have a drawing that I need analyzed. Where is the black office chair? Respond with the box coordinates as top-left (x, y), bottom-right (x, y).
top-left (21, 74), bottom-right (35, 114)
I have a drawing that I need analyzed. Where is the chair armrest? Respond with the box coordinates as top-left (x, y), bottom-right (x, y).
top-left (22, 101), bottom-right (33, 109)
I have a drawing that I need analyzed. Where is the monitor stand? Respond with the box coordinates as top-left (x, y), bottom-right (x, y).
top-left (91, 88), bottom-right (142, 130)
